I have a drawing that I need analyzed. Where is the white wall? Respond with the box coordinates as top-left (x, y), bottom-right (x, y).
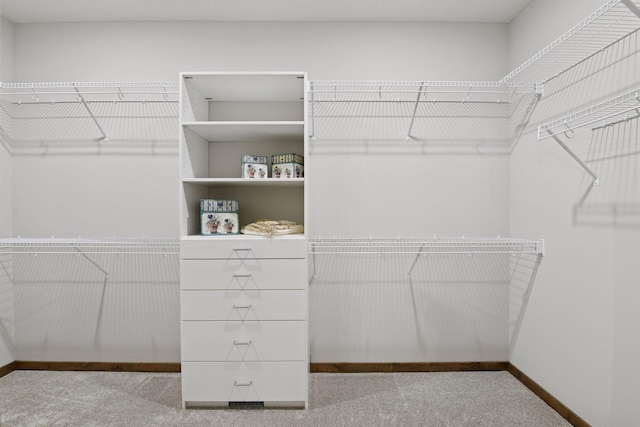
top-left (0, 15), bottom-right (16, 368)
top-left (509, 0), bottom-right (640, 425)
top-left (5, 20), bottom-right (515, 363)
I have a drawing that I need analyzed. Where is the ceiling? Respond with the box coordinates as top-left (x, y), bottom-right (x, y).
top-left (2, 0), bottom-right (533, 24)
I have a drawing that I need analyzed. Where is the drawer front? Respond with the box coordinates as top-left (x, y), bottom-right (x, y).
top-left (181, 259), bottom-right (307, 291)
top-left (181, 237), bottom-right (307, 259)
top-left (181, 321), bottom-right (307, 362)
top-left (181, 290), bottom-right (306, 321)
top-left (181, 361), bottom-right (307, 405)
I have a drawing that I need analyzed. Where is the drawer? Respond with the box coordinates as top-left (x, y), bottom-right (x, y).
top-left (181, 237), bottom-right (307, 260)
top-left (181, 361), bottom-right (307, 406)
top-left (181, 321), bottom-right (307, 362)
top-left (181, 259), bottom-right (307, 290)
top-left (181, 290), bottom-right (306, 321)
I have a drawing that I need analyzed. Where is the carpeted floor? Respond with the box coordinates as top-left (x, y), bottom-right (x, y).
top-left (0, 370), bottom-right (571, 426)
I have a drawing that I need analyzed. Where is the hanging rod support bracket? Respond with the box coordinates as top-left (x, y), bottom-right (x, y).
top-left (73, 86), bottom-right (109, 142)
top-left (546, 129), bottom-right (599, 186)
top-left (621, 0), bottom-right (640, 19)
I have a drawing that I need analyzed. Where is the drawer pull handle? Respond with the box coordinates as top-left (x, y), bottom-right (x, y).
top-left (232, 274), bottom-right (252, 278)
top-left (233, 339), bottom-right (252, 346)
top-left (233, 304), bottom-right (252, 309)
top-left (234, 380), bottom-right (253, 387)
top-left (233, 248), bottom-right (251, 252)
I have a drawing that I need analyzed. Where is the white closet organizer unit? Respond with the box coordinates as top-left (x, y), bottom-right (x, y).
top-left (179, 72), bottom-right (309, 409)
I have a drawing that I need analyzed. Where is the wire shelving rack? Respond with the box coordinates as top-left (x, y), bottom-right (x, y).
top-left (501, 0), bottom-right (640, 84)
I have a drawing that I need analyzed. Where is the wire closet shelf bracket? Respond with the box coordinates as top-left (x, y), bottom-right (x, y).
top-left (537, 87), bottom-right (640, 185)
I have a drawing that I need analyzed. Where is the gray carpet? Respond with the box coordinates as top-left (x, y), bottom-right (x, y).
top-left (0, 370), bottom-right (571, 426)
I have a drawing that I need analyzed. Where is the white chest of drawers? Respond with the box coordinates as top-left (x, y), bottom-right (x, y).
top-left (180, 236), bottom-right (308, 408)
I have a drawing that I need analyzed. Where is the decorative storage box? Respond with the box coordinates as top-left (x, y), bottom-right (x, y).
top-left (200, 199), bottom-right (239, 235)
top-left (271, 153), bottom-right (304, 179)
top-left (241, 155), bottom-right (269, 179)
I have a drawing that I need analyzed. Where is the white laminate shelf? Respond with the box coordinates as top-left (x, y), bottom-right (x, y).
top-left (182, 178), bottom-right (304, 187)
top-left (182, 121), bottom-right (304, 142)
top-left (181, 234), bottom-right (306, 242)
top-left (182, 72), bottom-right (305, 102)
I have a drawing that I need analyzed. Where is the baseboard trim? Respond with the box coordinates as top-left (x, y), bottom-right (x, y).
top-left (14, 361), bottom-right (181, 373)
top-left (0, 361), bottom-right (17, 378)
top-left (507, 363), bottom-right (590, 427)
top-left (310, 361), bottom-right (509, 373)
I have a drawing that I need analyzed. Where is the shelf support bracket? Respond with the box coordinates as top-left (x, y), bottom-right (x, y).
top-left (73, 85), bottom-right (109, 142)
top-left (74, 247), bottom-right (110, 281)
top-left (406, 82), bottom-right (425, 141)
top-left (407, 243), bottom-right (426, 278)
top-left (622, 0), bottom-right (640, 18)
top-left (546, 129), bottom-right (599, 185)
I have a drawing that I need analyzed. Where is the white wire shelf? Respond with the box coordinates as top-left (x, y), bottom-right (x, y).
top-left (0, 81), bottom-right (180, 147)
top-left (501, 0), bottom-right (640, 84)
top-left (308, 237), bottom-right (544, 256)
top-left (0, 81), bottom-right (179, 104)
top-left (0, 238), bottom-right (180, 255)
top-left (538, 87), bottom-right (640, 139)
top-left (308, 80), bottom-right (541, 104)
top-left (307, 80), bottom-right (542, 147)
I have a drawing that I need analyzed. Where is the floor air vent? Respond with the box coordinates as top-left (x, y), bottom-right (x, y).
top-left (228, 401), bottom-right (265, 409)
